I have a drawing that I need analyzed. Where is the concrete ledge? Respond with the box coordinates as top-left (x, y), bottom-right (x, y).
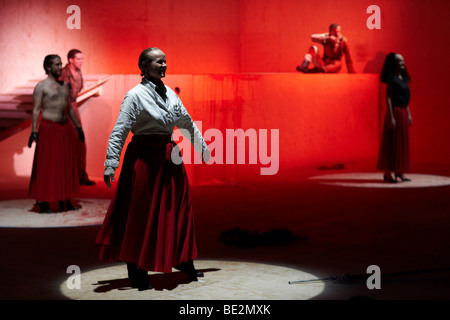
top-left (0, 74), bottom-right (381, 185)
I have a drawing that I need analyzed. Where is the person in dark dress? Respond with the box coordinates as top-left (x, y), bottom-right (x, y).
top-left (376, 53), bottom-right (412, 183)
top-left (96, 47), bottom-right (210, 291)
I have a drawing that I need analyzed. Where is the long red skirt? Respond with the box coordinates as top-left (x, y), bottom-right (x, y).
top-left (96, 134), bottom-right (197, 273)
top-left (28, 119), bottom-right (79, 202)
top-left (376, 106), bottom-right (411, 174)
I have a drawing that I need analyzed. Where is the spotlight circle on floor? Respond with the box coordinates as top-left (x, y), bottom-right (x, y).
top-left (59, 260), bottom-right (325, 300)
top-left (0, 198), bottom-right (109, 228)
top-left (309, 173), bottom-right (450, 188)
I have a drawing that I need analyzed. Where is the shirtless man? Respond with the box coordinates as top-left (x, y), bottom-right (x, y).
top-left (60, 49), bottom-right (95, 185)
top-left (28, 54), bottom-right (85, 213)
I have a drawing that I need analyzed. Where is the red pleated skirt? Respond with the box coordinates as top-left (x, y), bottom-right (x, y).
top-left (376, 106), bottom-right (411, 174)
top-left (28, 119), bottom-right (79, 202)
top-left (96, 134), bottom-right (197, 273)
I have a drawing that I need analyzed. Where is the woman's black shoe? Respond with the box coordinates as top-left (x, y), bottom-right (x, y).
top-left (175, 260), bottom-right (203, 281)
top-left (127, 263), bottom-right (152, 291)
top-left (383, 173), bottom-right (397, 183)
top-left (39, 202), bottom-right (53, 214)
top-left (395, 174), bottom-right (411, 182)
top-left (66, 199), bottom-right (79, 211)
top-left (58, 200), bottom-right (79, 212)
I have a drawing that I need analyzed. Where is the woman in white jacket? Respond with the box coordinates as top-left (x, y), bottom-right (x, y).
top-left (96, 48), bottom-right (210, 291)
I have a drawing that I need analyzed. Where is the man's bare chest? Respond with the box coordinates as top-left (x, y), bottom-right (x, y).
top-left (43, 83), bottom-right (67, 102)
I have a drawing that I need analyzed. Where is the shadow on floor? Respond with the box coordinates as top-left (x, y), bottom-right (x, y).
top-left (93, 268), bottom-right (220, 292)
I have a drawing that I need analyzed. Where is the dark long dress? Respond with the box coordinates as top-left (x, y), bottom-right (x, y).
top-left (376, 75), bottom-right (411, 174)
top-left (28, 119), bottom-right (79, 202)
top-left (96, 134), bottom-right (197, 273)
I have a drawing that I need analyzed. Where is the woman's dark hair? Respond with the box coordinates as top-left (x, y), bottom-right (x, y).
top-left (380, 52), bottom-right (411, 84)
top-left (43, 54), bottom-right (60, 74)
top-left (138, 47), bottom-right (160, 77)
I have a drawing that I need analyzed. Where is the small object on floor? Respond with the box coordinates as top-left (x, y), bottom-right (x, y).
top-left (220, 227), bottom-right (302, 247)
top-left (289, 275), bottom-right (338, 284)
top-left (317, 163), bottom-right (346, 170)
top-left (289, 273), bottom-right (355, 284)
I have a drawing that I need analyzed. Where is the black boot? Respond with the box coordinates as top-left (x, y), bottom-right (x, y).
top-left (38, 201), bottom-right (52, 214)
top-left (127, 263), bottom-right (152, 291)
top-left (65, 199), bottom-right (79, 211)
top-left (59, 201), bottom-right (65, 212)
top-left (296, 59), bottom-right (310, 73)
top-left (175, 260), bottom-right (204, 281)
top-left (308, 67), bottom-right (325, 73)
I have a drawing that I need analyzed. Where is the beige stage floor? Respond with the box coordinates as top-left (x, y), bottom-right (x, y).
top-left (1, 161), bottom-right (450, 302)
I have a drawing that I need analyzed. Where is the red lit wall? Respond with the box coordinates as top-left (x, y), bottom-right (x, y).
top-left (0, 0), bottom-right (449, 178)
top-left (188, 74), bottom-right (380, 184)
top-left (0, 0), bottom-right (241, 92)
top-left (238, 0), bottom-right (450, 167)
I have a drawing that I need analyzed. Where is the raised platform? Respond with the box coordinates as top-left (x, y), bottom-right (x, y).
top-left (0, 73), bottom-right (381, 186)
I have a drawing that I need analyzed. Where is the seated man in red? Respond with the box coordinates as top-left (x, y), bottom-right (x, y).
top-left (28, 54), bottom-right (85, 213)
top-left (296, 23), bottom-right (355, 74)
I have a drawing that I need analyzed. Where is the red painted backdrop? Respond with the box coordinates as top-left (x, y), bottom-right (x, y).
top-left (0, 0), bottom-right (449, 181)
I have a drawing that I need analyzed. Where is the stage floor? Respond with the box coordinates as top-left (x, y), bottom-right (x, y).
top-left (1, 161), bottom-right (450, 300)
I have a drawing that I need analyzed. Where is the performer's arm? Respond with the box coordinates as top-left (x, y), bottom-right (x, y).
top-left (31, 83), bottom-right (43, 132)
top-left (175, 98), bottom-right (210, 163)
top-left (68, 98), bottom-right (82, 128)
top-left (386, 84), bottom-right (396, 129)
top-left (104, 95), bottom-right (138, 187)
top-left (407, 106), bottom-right (412, 126)
top-left (66, 86), bottom-right (86, 143)
top-left (311, 33), bottom-right (328, 44)
top-left (342, 39), bottom-right (355, 73)
top-left (28, 83), bottom-right (43, 147)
